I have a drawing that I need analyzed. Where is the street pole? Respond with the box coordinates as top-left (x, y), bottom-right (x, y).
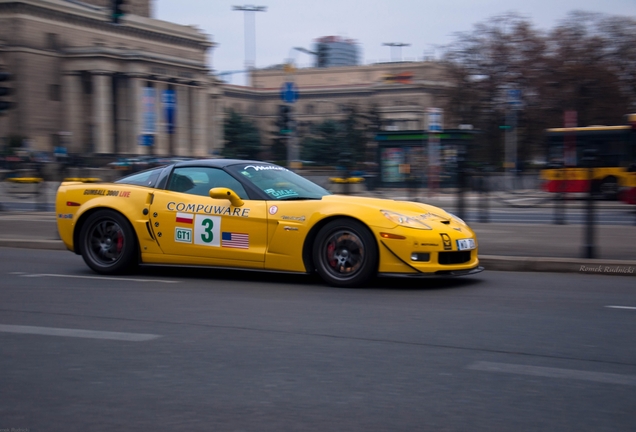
top-left (426, 108), bottom-right (442, 198)
top-left (505, 89), bottom-right (520, 190)
top-left (456, 143), bottom-right (466, 222)
top-left (504, 109), bottom-right (517, 190)
top-left (582, 148), bottom-right (597, 259)
top-left (232, 5), bottom-right (267, 84)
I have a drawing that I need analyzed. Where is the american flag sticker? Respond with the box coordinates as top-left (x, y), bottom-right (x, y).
top-left (222, 232), bottom-right (249, 249)
top-left (176, 212), bottom-right (194, 224)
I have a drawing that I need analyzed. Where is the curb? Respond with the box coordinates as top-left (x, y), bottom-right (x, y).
top-left (1, 238), bottom-right (635, 275)
top-left (480, 255), bottom-right (636, 276)
top-left (0, 239), bottom-right (67, 251)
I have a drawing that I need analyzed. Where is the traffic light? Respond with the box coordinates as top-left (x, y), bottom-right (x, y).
top-left (111, 0), bottom-right (125, 24)
top-left (278, 104), bottom-right (292, 134)
top-left (0, 71), bottom-right (13, 114)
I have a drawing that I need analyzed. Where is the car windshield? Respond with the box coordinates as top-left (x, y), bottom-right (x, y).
top-left (227, 163), bottom-right (330, 200)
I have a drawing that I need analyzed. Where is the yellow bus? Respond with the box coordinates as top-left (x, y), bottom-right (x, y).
top-left (541, 114), bottom-right (636, 201)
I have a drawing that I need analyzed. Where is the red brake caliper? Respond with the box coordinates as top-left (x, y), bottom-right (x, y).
top-left (116, 229), bottom-right (124, 253)
top-left (327, 241), bottom-right (336, 268)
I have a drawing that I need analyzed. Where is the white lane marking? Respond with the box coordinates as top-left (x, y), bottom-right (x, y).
top-left (606, 306), bottom-right (636, 310)
top-left (467, 361), bottom-right (636, 386)
top-left (0, 324), bottom-right (161, 341)
top-left (19, 273), bottom-right (178, 284)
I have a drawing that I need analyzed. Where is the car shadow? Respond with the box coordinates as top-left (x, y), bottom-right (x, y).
top-left (135, 265), bottom-right (484, 291)
top-left (368, 275), bottom-right (484, 291)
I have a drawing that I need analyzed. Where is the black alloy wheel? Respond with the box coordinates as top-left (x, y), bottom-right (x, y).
top-left (79, 210), bottom-right (138, 274)
top-left (313, 219), bottom-right (378, 287)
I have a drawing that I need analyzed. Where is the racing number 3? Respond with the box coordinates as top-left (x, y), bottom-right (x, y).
top-left (200, 218), bottom-right (214, 243)
top-left (194, 215), bottom-right (221, 247)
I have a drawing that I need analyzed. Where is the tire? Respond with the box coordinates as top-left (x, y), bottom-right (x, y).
top-left (79, 210), bottom-right (138, 275)
top-left (312, 219), bottom-right (378, 288)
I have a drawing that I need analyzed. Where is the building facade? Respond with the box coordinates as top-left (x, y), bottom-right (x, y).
top-left (222, 60), bottom-right (456, 153)
top-left (313, 35), bottom-right (359, 68)
top-left (0, 1), bottom-right (459, 166)
top-left (0, 0), bottom-right (223, 160)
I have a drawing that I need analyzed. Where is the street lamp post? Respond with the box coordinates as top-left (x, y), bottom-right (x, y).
top-left (232, 5), bottom-right (267, 83)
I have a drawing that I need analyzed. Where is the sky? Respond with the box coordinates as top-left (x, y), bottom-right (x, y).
top-left (155, 0), bottom-right (636, 85)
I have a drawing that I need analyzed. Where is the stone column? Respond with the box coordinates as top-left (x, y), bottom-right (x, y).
top-left (92, 72), bottom-right (113, 154)
top-left (176, 83), bottom-right (189, 156)
top-left (128, 74), bottom-right (145, 155)
top-left (209, 87), bottom-right (224, 157)
top-left (191, 84), bottom-right (207, 157)
top-left (114, 74), bottom-right (128, 155)
top-left (62, 71), bottom-right (82, 153)
top-left (154, 80), bottom-right (167, 156)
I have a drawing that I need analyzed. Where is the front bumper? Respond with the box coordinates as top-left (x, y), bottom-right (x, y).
top-left (379, 265), bottom-right (484, 278)
top-left (376, 224), bottom-right (480, 275)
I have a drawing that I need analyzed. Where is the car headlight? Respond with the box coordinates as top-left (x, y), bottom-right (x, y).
top-left (447, 212), bottom-right (467, 225)
top-left (381, 210), bottom-right (432, 230)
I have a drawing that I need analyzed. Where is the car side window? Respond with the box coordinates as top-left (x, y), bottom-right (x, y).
top-left (167, 167), bottom-right (248, 199)
top-left (114, 167), bottom-right (162, 187)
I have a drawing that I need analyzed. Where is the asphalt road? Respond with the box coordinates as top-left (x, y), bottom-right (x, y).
top-left (1, 248), bottom-right (635, 431)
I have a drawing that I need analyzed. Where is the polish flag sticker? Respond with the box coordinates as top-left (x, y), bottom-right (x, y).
top-left (176, 212), bottom-right (194, 224)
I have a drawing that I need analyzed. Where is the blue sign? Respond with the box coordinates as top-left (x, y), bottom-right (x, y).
top-left (138, 134), bottom-right (155, 147)
top-left (54, 146), bottom-right (67, 156)
top-left (142, 87), bottom-right (156, 133)
top-left (162, 89), bottom-right (176, 135)
top-left (280, 81), bottom-right (299, 103)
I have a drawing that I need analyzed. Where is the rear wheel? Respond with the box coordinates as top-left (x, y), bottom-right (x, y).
top-left (79, 210), bottom-right (138, 274)
top-left (312, 219), bottom-right (378, 287)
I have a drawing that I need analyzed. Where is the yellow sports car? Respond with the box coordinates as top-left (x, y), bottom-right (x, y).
top-left (56, 159), bottom-right (483, 287)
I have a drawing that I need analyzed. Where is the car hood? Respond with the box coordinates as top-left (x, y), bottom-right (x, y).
top-left (321, 194), bottom-right (454, 221)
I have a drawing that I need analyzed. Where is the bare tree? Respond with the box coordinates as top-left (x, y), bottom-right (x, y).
top-left (443, 12), bottom-right (547, 166)
top-left (442, 11), bottom-right (636, 169)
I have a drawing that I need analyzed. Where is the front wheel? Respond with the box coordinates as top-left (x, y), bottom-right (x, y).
top-left (312, 219), bottom-right (378, 288)
top-left (79, 210), bottom-right (138, 275)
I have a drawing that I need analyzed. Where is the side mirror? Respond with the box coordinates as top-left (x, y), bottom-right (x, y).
top-left (209, 187), bottom-right (244, 207)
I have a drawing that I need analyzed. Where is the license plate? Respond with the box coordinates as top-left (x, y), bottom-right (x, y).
top-left (456, 238), bottom-right (475, 251)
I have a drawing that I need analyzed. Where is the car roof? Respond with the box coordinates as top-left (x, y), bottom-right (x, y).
top-left (172, 158), bottom-right (273, 169)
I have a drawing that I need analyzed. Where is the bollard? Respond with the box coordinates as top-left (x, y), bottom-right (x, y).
top-left (553, 166), bottom-right (566, 225)
top-left (553, 191), bottom-right (565, 225)
top-left (37, 181), bottom-right (48, 212)
top-left (478, 172), bottom-right (490, 223)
